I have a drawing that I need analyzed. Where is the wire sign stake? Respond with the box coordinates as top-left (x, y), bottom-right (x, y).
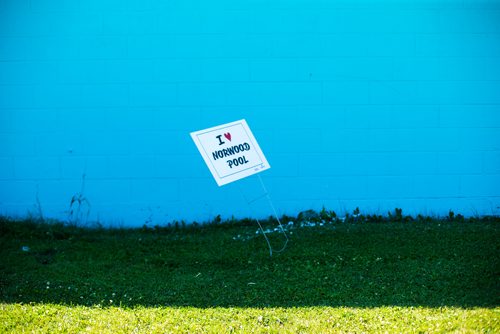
top-left (191, 119), bottom-right (288, 256)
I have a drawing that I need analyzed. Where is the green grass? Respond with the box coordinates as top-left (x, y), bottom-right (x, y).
top-left (1, 215), bottom-right (499, 333)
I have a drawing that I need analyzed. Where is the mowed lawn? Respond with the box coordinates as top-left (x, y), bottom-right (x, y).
top-left (1, 215), bottom-right (499, 333)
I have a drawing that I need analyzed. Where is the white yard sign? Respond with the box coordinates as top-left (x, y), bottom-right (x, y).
top-left (191, 119), bottom-right (270, 186)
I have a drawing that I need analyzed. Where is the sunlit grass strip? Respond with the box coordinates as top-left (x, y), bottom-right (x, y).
top-left (1, 303), bottom-right (499, 333)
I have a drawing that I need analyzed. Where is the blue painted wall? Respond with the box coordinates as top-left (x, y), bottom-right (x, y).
top-left (1, 1), bottom-right (499, 226)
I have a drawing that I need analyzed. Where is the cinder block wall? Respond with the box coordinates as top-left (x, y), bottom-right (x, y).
top-left (1, 1), bottom-right (499, 226)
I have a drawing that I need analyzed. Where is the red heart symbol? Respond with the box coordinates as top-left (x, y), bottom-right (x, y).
top-left (224, 133), bottom-right (231, 141)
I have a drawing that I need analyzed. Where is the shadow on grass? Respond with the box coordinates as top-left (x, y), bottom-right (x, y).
top-left (1, 217), bottom-right (499, 308)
